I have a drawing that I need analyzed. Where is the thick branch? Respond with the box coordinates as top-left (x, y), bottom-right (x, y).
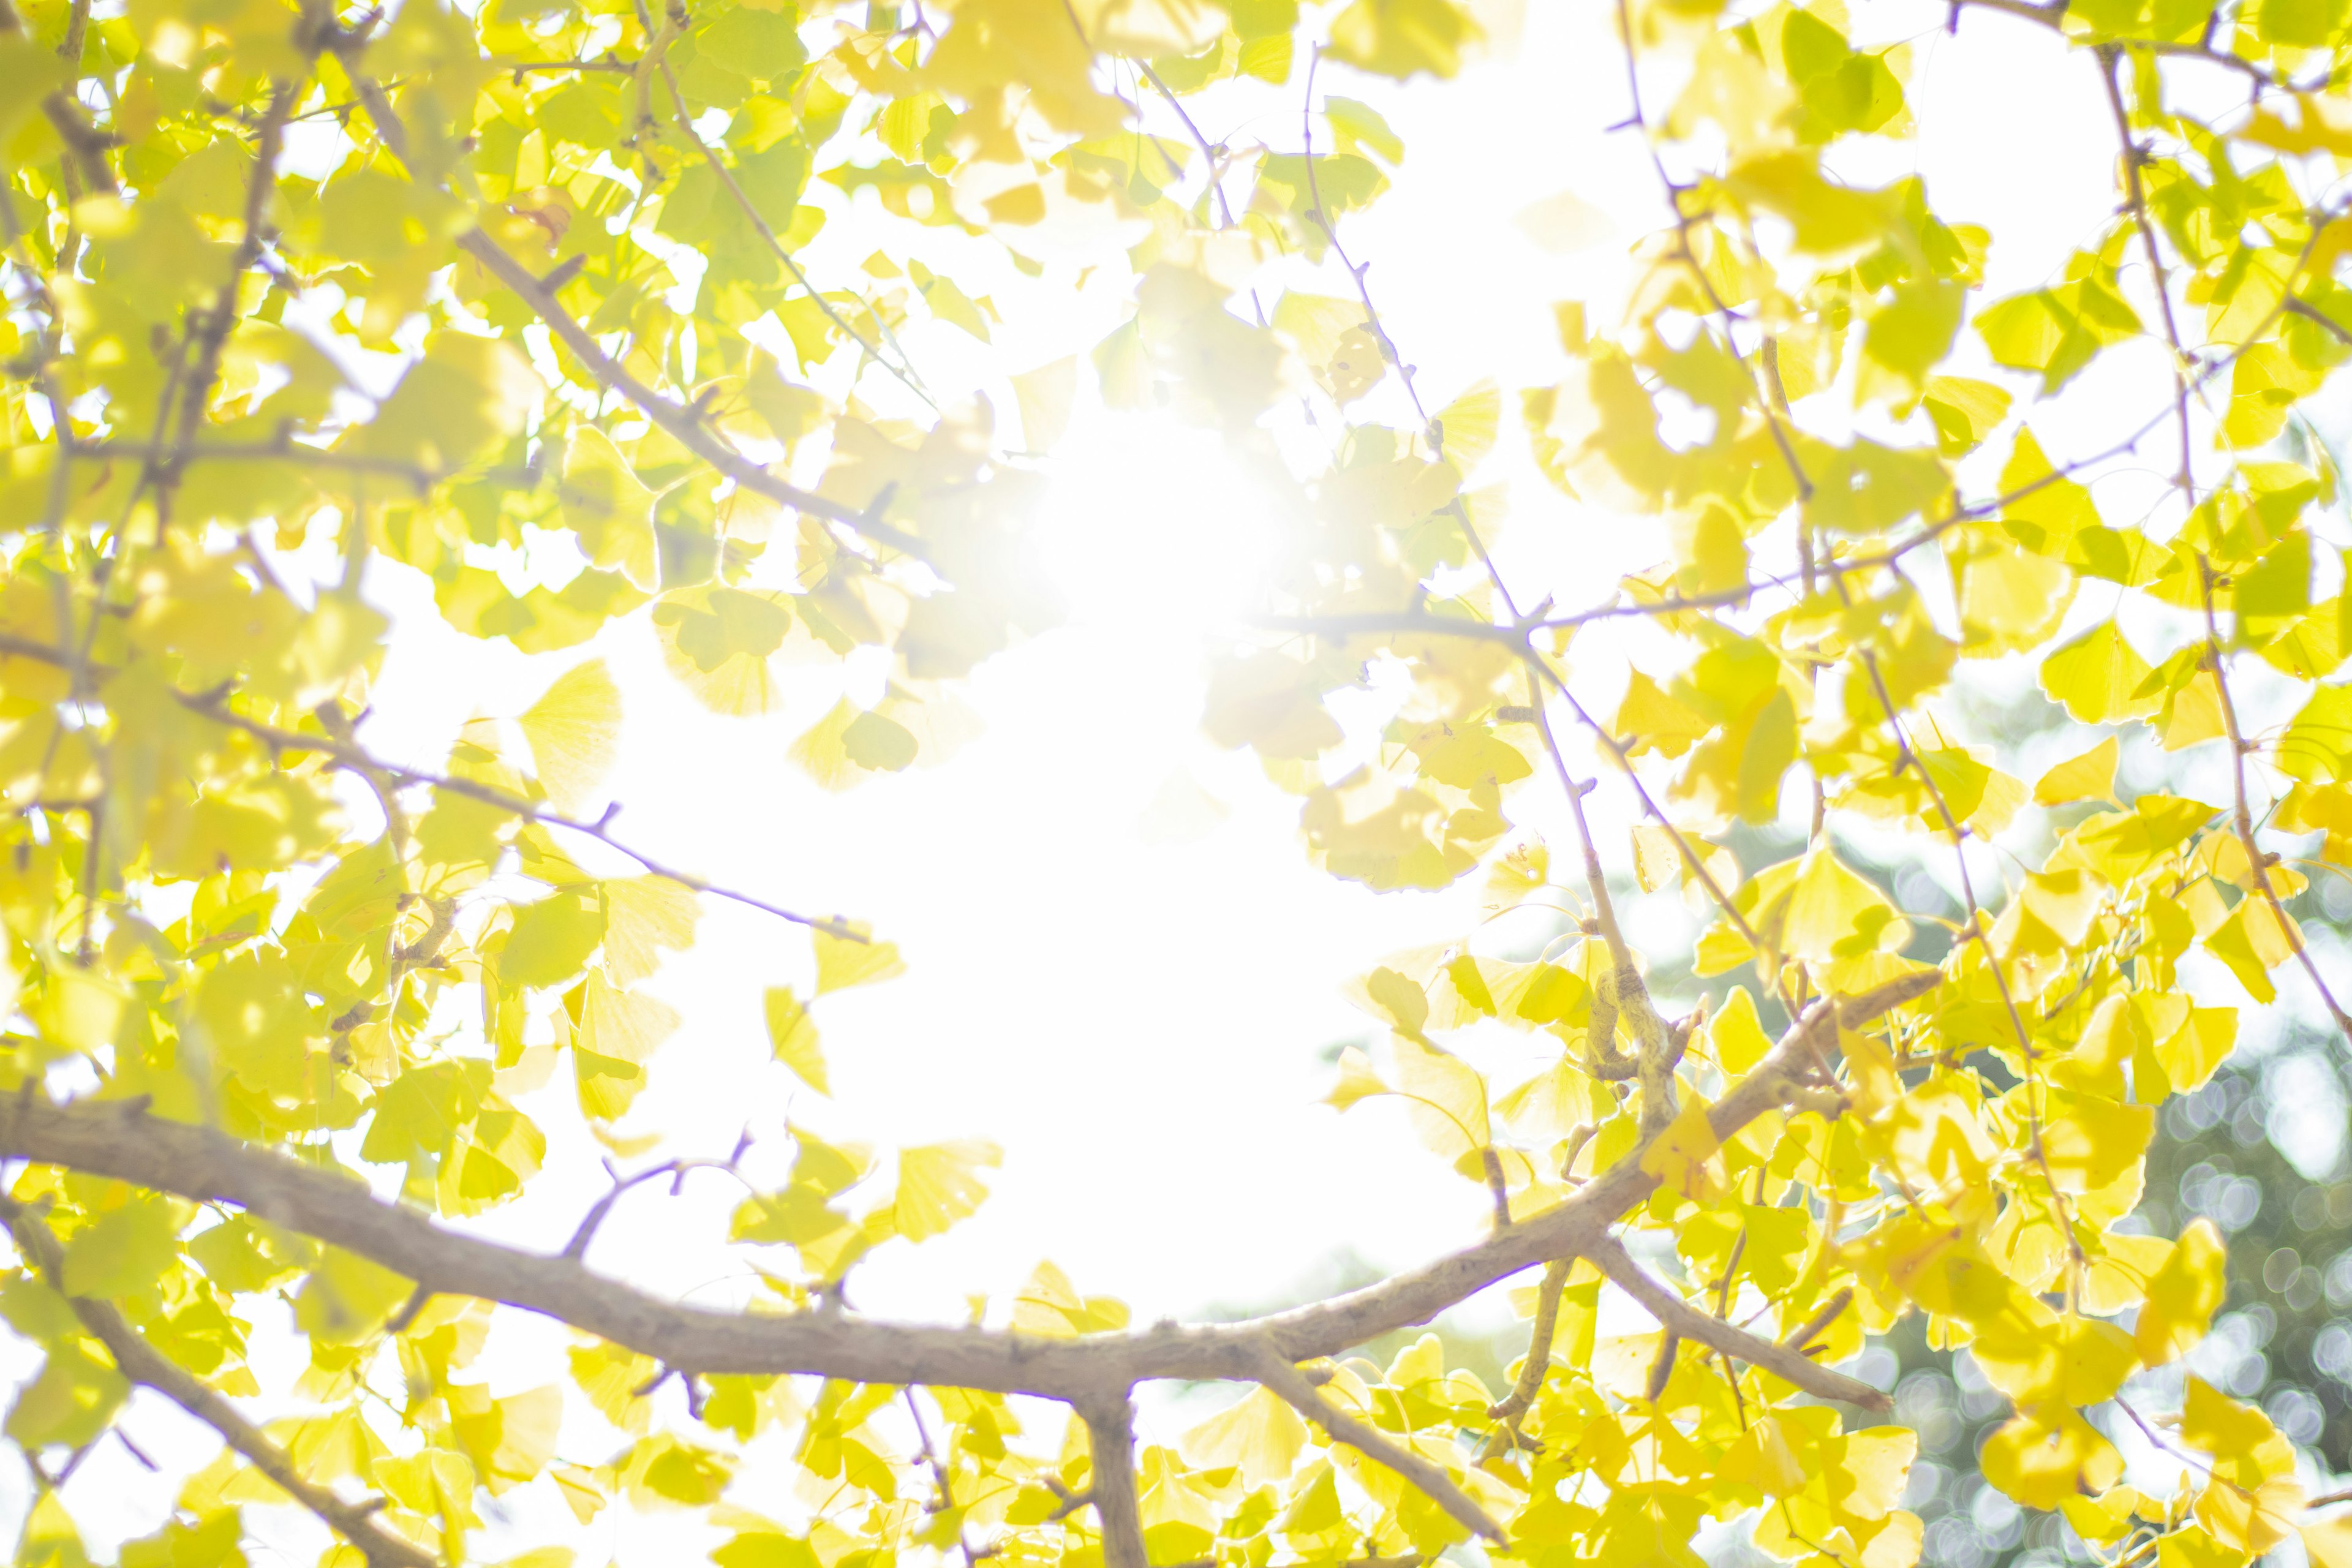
top-left (1585, 1235), bottom-right (1891, 1412)
top-left (1, 1199), bottom-right (435, 1568)
top-left (1250, 1348), bottom-right (1504, 1543)
top-left (1078, 1396), bottom-right (1148, 1568)
top-left (0, 974), bottom-right (1934, 1406)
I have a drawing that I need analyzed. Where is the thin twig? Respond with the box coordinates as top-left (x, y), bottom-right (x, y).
top-left (2198, 556), bottom-right (2352, 1042)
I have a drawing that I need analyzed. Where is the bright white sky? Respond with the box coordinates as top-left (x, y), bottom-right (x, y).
top-left (25, 0), bottom-right (2352, 1561)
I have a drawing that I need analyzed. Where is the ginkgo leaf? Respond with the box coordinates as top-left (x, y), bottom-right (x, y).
top-left (894, 1140), bottom-right (999, 1242)
top-left (1779, 846), bottom-right (1905, 964)
top-left (1980, 1404), bottom-right (2122, 1509)
top-left (602, 876), bottom-right (700, 990)
top-left (1435, 379), bottom-right (1501, 472)
top-left (1639, 1095), bottom-right (1723, 1199)
top-left (2136, 1219), bottom-right (2226, 1366)
top-left (1181, 1384), bottom-right (1310, 1488)
top-left (815, 927), bottom-right (906, 993)
top-left (2032, 736), bottom-right (2117, 807)
top-left (765, 988), bottom-right (827, 1095)
top-left (2039, 624), bottom-right (2160, 724)
top-left (518, 659), bottom-right (622, 816)
top-left (562, 427), bottom-right (660, 590)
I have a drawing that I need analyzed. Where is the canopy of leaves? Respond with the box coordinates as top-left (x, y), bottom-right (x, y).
top-left (1, 1), bottom-right (2351, 1568)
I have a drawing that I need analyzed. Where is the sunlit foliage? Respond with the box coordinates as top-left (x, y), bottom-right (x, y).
top-left (0, 1), bottom-right (2348, 1568)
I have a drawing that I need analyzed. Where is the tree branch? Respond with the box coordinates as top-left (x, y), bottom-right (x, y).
top-left (1078, 1396), bottom-right (1148, 1568)
top-left (647, 47), bottom-right (935, 410)
top-left (0, 635), bottom-right (863, 937)
top-left (0, 974), bottom-right (1936, 1407)
top-left (1585, 1235), bottom-right (1891, 1412)
top-left (1485, 1257), bottom-right (1570, 1427)
top-left (165, 79), bottom-right (300, 485)
top-left (328, 59), bottom-right (927, 559)
top-left (1249, 1347), bottom-right (1505, 1544)
top-left (0, 1197), bottom-right (437, 1568)
top-left (2197, 557), bottom-right (2352, 1042)
top-left (1953, 0), bottom-right (2297, 91)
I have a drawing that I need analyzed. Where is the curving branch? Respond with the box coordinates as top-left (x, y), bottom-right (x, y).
top-left (1250, 1347), bottom-right (1504, 1543)
top-left (1584, 1235), bottom-right (1892, 1412)
top-left (0, 973), bottom-right (1936, 1404)
top-left (0, 1198), bottom-right (437, 1568)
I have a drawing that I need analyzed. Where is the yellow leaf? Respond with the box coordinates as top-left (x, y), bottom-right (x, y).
top-left (764, 988), bottom-right (827, 1095)
top-left (2032, 736), bottom-right (2117, 807)
top-left (1705, 986), bottom-right (1773, 1074)
top-left (517, 659), bottom-right (621, 816)
top-left (894, 1140), bottom-right (998, 1243)
top-left (2038, 623), bottom-right (2159, 724)
top-left (815, 927), bottom-right (905, 994)
top-left (1179, 1385), bottom-right (1309, 1488)
top-left (1010, 1261), bottom-right (1128, 1338)
top-left (1325, 1045), bottom-right (1389, 1112)
top-left (562, 427), bottom-right (659, 590)
top-left (1721, 1414), bottom-right (1809, 1497)
top-left (601, 876), bottom-right (699, 990)
top-left (1435, 379), bottom-right (1501, 472)
top-left (1325, 0), bottom-right (1480, 78)
top-left (1981, 1404), bottom-right (2122, 1509)
top-left (1951, 527), bottom-right (2076, 658)
top-left (2204, 898), bottom-right (2295, 1002)
top-left (1780, 846), bottom-right (1905, 964)
top-left (2136, 1218), bottom-right (2226, 1366)
top-left (2037, 1090), bottom-right (2155, 1194)
top-left (2305, 1520), bottom-right (2352, 1568)
top-left (1389, 1033), bottom-right (1490, 1164)
top-left (1639, 1095), bottom-right (1722, 1199)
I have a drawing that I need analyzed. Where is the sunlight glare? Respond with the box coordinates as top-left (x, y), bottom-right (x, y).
top-left (1031, 410), bottom-right (1289, 630)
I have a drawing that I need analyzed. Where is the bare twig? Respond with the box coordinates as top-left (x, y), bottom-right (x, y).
top-left (2198, 557), bottom-right (2352, 1042)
